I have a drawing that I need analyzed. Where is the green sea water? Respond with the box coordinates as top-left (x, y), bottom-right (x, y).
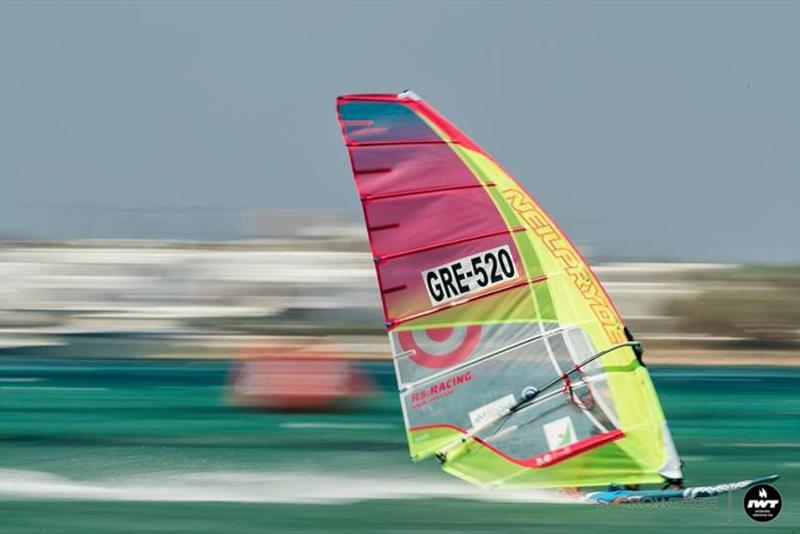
top-left (0, 358), bottom-right (798, 533)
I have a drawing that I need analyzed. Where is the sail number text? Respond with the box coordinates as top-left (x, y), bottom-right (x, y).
top-left (422, 245), bottom-right (518, 305)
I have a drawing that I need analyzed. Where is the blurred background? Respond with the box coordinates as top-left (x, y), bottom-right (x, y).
top-left (1, 1), bottom-right (798, 532)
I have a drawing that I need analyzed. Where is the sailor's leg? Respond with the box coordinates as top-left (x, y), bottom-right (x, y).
top-left (658, 421), bottom-right (683, 482)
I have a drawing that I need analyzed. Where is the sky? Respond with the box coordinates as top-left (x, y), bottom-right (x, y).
top-left (1, 1), bottom-right (798, 263)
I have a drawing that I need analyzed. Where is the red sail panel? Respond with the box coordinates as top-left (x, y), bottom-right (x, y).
top-left (338, 96), bottom-right (526, 327)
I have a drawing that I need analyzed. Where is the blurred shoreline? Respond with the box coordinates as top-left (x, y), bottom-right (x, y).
top-left (2, 233), bottom-right (798, 367)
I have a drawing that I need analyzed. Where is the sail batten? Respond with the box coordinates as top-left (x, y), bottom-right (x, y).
top-left (347, 139), bottom-right (456, 147)
top-left (377, 226), bottom-right (524, 263)
top-left (336, 90), bottom-right (682, 488)
top-left (363, 182), bottom-right (493, 202)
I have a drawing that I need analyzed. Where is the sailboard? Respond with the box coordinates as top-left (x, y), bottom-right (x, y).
top-left (334, 90), bottom-right (776, 500)
top-left (586, 474), bottom-right (779, 504)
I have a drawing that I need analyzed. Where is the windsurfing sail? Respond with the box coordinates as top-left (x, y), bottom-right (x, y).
top-left (335, 90), bottom-right (682, 489)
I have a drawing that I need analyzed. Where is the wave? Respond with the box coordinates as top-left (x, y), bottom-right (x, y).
top-left (0, 468), bottom-right (573, 505)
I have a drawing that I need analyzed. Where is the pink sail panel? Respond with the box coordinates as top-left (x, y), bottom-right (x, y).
top-left (338, 96), bottom-right (528, 327)
top-left (350, 144), bottom-right (479, 197)
top-left (365, 186), bottom-right (509, 258)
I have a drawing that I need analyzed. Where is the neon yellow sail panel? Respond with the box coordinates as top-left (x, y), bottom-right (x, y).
top-left (336, 91), bottom-right (682, 489)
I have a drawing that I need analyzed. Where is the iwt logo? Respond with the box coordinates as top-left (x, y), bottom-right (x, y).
top-left (743, 484), bottom-right (782, 522)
